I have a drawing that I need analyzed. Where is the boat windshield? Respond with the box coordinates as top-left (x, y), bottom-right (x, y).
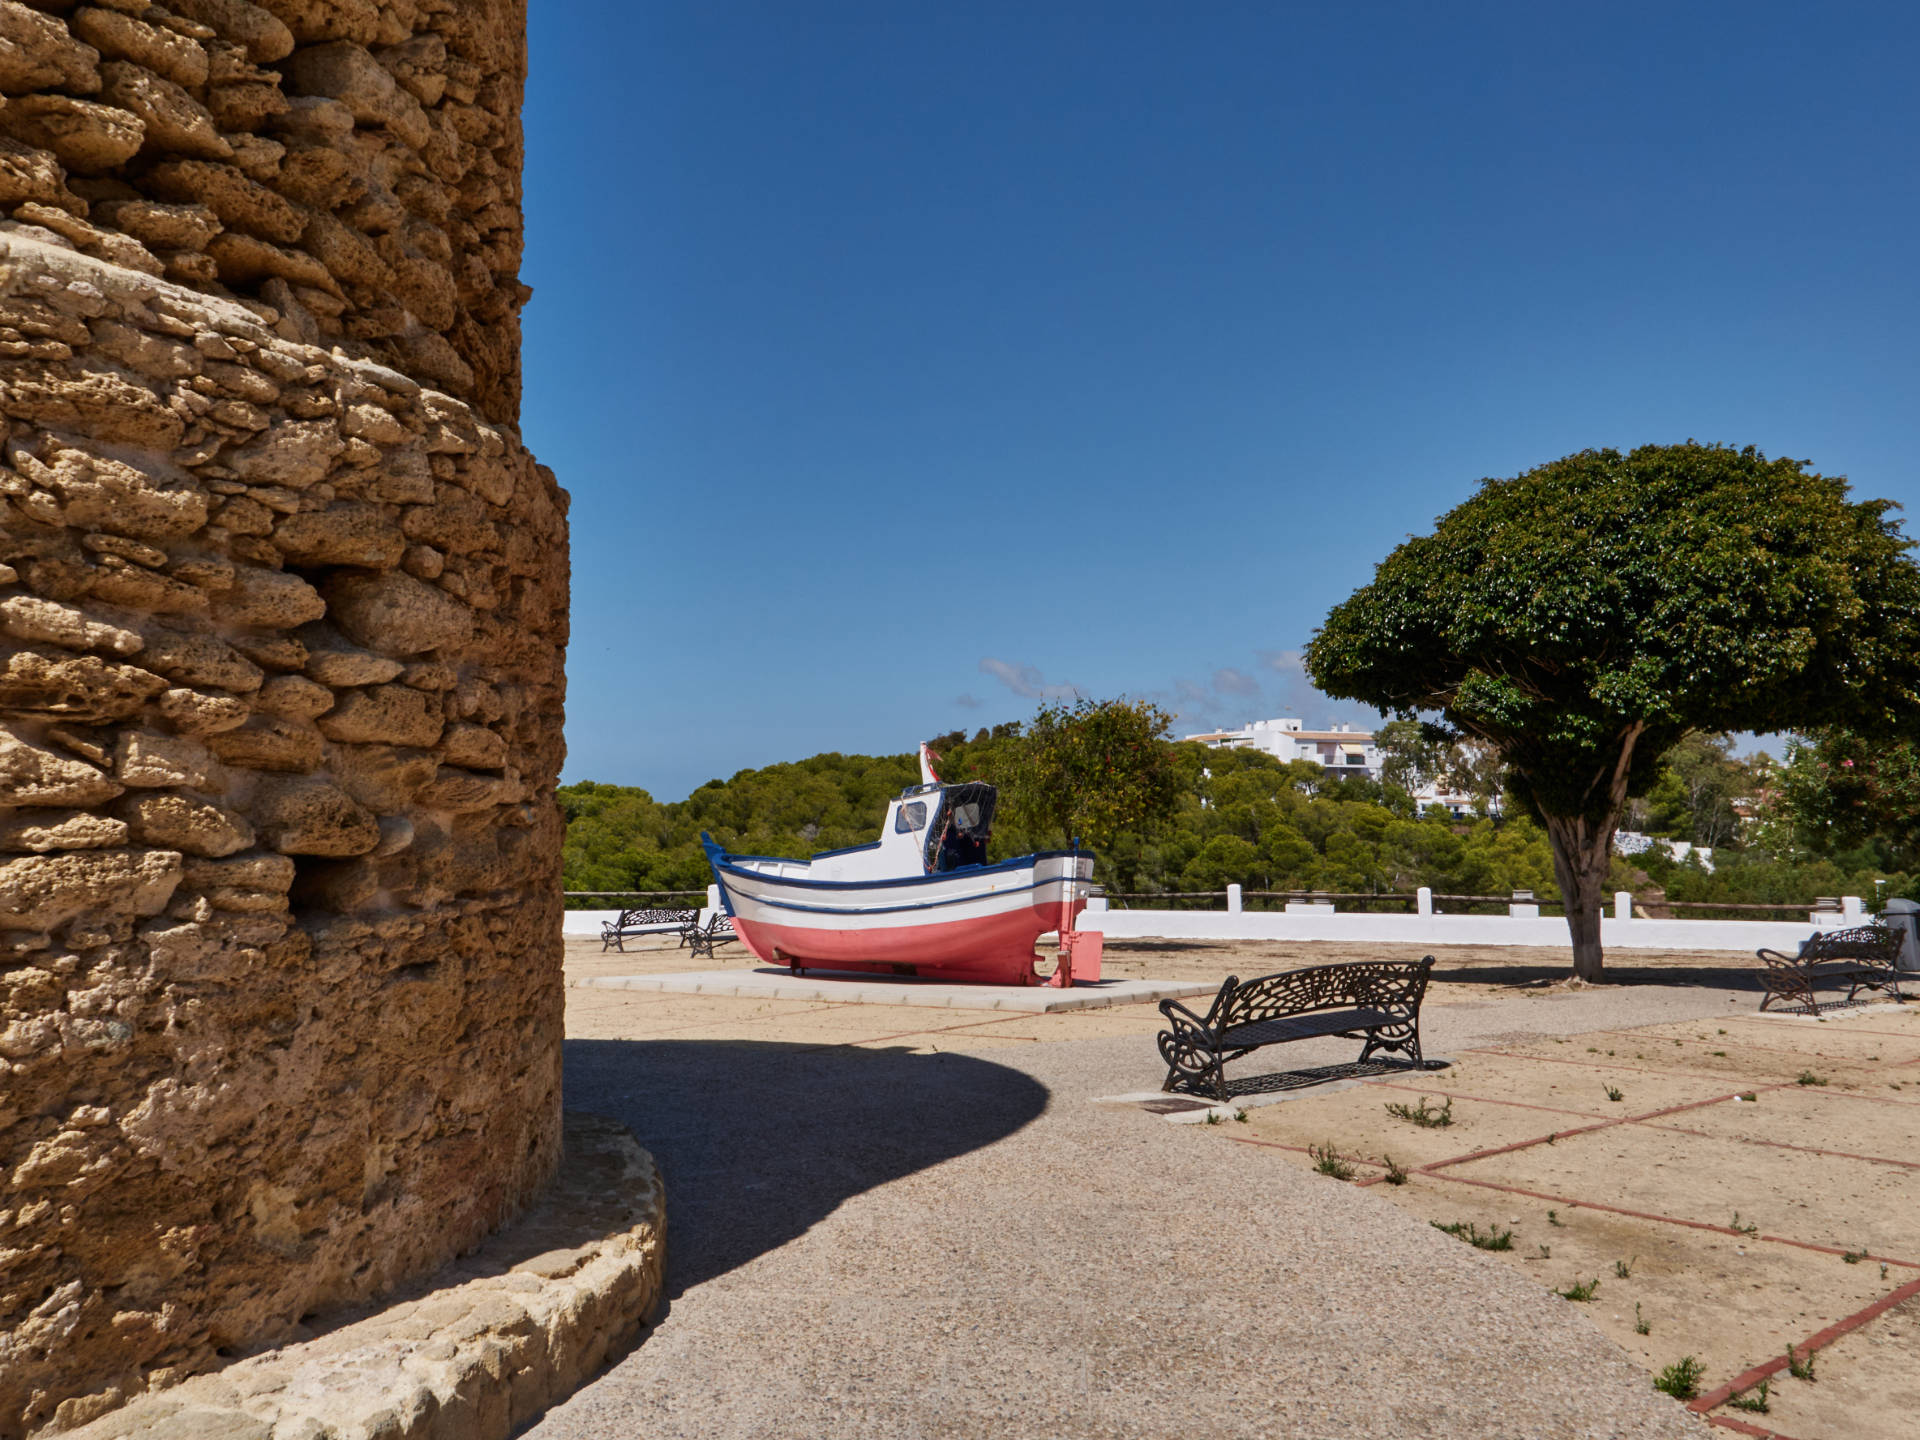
top-left (928, 783), bottom-right (997, 870)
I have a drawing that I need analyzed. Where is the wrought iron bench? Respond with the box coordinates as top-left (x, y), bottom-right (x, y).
top-left (1158, 958), bottom-right (1434, 1101)
top-left (682, 912), bottom-right (737, 960)
top-left (600, 907), bottom-right (697, 952)
top-left (1756, 924), bottom-right (1905, 1014)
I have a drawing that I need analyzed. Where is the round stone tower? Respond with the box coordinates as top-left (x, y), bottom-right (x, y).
top-left (0, 2), bottom-right (567, 1433)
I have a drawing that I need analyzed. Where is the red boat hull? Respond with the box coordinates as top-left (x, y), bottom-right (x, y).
top-left (732, 898), bottom-right (1082, 986)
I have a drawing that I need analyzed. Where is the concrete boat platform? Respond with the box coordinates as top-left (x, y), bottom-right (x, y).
top-left (575, 968), bottom-right (1216, 1012)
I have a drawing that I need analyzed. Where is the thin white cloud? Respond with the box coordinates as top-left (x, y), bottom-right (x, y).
top-left (1256, 648), bottom-right (1306, 677)
top-left (1213, 666), bottom-right (1260, 697)
top-left (953, 693), bottom-right (983, 709)
top-left (979, 657), bottom-right (1081, 701)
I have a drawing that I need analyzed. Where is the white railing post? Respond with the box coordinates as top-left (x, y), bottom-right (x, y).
top-left (1416, 887), bottom-right (1432, 917)
top-left (1614, 891), bottom-right (1632, 921)
top-left (1226, 883), bottom-right (1243, 914)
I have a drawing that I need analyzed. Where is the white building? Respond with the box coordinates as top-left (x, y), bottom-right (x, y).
top-left (1182, 718), bottom-right (1382, 778)
top-left (1182, 716), bottom-right (1493, 816)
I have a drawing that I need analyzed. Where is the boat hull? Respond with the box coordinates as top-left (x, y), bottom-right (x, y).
top-left (710, 849), bottom-right (1093, 986)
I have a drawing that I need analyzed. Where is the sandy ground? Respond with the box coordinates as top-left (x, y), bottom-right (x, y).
top-left (531, 932), bottom-right (1917, 1437)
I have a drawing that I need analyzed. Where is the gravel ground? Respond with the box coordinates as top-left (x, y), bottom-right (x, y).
top-left (524, 981), bottom-right (1733, 1438)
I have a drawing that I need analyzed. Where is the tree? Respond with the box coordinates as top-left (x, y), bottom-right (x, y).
top-left (1776, 728), bottom-right (1920, 868)
top-left (1304, 443), bottom-right (1920, 980)
top-left (1000, 697), bottom-right (1180, 853)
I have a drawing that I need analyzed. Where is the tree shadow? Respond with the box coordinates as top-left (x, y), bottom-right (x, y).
top-left (561, 1038), bottom-right (1050, 1298)
top-left (1428, 960), bottom-right (1767, 991)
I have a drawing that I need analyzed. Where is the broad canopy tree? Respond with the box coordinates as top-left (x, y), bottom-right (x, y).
top-left (1304, 443), bottom-right (1920, 980)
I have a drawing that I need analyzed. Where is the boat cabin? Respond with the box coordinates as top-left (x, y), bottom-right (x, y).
top-left (810, 782), bottom-right (999, 883)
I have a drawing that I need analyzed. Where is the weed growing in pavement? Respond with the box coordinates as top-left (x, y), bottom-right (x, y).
top-left (1615, 1256), bottom-right (1636, 1279)
top-left (1712, 1051), bottom-right (1727, 1057)
top-left (1557, 1277), bottom-right (1601, 1302)
top-left (1718, 1029), bottom-right (1726, 1035)
top-left (1547, 1209), bottom-right (1564, 1226)
top-left (1384, 1095), bottom-right (1453, 1128)
top-left (1798, 1071), bottom-right (1829, 1086)
top-left (1383, 1155), bottom-right (1409, 1185)
top-left (1653, 1356), bottom-right (1705, 1400)
top-left (1727, 1378), bottom-right (1770, 1414)
top-left (1633, 1303), bottom-right (1650, 1335)
top-left (1588, 1047), bottom-right (1601, 1053)
top-left (1536, 1244), bottom-right (1552, 1259)
top-left (1233, 1109), bottom-right (1248, 1123)
top-left (1787, 1344), bottom-right (1817, 1381)
top-left (1604, 1085), bottom-right (1625, 1102)
top-left (1432, 1220), bottom-right (1513, 1251)
top-left (1738, 1092), bottom-right (1758, 1103)
top-left (1205, 1111), bottom-right (1223, 1126)
top-left (1842, 1247), bottom-right (1869, 1264)
top-left (1730, 1212), bottom-right (1759, 1236)
top-left (1309, 1143), bottom-right (1355, 1180)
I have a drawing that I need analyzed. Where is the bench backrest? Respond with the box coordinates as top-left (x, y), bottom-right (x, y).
top-left (1799, 924), bottom-right (1901, 964)
top-left (616, 907), bottom-right (695, 927)
top-left (1208, 958), bottom-right (1434, 1031)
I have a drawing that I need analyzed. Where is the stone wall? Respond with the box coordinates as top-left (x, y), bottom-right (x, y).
top-left (0, 3), bottom-right (563, 1434)
top-left (0, 0), bottom-right (526, 425)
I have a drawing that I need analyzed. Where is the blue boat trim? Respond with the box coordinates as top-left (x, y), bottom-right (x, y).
top-left (709, 849), bottom-right (1089, 892)
top-left (721, 874), bottom-right (1068, 918)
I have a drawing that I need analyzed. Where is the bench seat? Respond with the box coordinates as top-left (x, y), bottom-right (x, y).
top-left (1159, 959), bottom-right (1433, 1101)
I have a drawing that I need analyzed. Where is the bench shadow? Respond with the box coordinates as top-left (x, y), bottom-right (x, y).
top-left (561, 1038), bottom-right (1050, 1298)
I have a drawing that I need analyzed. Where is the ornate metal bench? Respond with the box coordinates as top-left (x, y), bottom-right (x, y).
top-left (600, 907), bottom-right (697, 952)
top-left (1756, 924), bottom-right (1905, 1014)
top-left (1158, 958), bottom-right (1434, 1100)
top-left (683, 912), bottom-right (737, 960)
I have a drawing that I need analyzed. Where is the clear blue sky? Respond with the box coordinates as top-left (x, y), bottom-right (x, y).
top-left (521, 3), bottom-right (1920, 801)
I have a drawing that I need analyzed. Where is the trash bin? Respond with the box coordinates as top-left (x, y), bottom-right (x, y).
top-left (1882, 898), bottom-right (1920, 973)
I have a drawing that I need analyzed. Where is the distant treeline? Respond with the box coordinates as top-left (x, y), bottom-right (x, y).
top-left (561, 725), bottom-right (1916, 908)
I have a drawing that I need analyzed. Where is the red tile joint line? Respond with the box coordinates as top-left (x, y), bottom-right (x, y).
top-left (1690, 1271), bottom-right (1920, 1417)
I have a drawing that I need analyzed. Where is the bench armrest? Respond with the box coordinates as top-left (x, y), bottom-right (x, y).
top-left (1157, 997), bottom-right (1217, 1044)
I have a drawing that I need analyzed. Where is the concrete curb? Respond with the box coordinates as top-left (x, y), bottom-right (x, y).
top-left (59, 1115), bottom-right (664, 1440)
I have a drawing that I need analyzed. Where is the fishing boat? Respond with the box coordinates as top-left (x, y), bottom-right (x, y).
top-left (701, 747), bottom-right (1101, 986)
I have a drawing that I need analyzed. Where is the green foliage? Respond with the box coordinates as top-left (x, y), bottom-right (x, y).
top-left (1431, 1219), bottom-right (1513, 1250)
top-left (1652, 1355), bottom-right (1704, 1399)
top-left (1304, 443), bottom-right (1920, 976)
top-left (991, 697), bottom-right (1180, 850)
top-left (1774, 728), bottom-right (1920, 874)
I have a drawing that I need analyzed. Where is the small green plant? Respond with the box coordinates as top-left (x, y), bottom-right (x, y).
top-left (1557, 1276), bottom-right (1601, 1302)
top-left (1653, 1355), bottom-right (1705, 1401)
top-left (1547, 1209), bottom-right (1563, 1227)
top-left (1536, 1243), bottom-right (1552, 1259)
top-left (1587, 1046), bottom-right (1601, 1054)
top-left (1738, 1091), bottom-right (1758, 1102)
top-left (1711, 1050), bottom-right (1727, 1057)
top-left (1545, 1130), bottom-right (1557, 1144)
top-left (1604, 1085), bottom-right (1625, 1102)
top-left (1384, 1095), bottom-right (1453, 1128)
top-left (1633, 1302), bottom-right (1650, 1335)
top-left (1730, 1212), bottom-right (1759, 1236)
top-left (1382, 1155), bottom-right (1409, 1186)
top-left (1205, 1110), bottom-right (1223, 1125)
top-left (1842, 1246), bottom-right (1868, 1264)
top-left (1727, 1378), bottom-right (1770, 1414)
top-left (1718, 1028), bottom-right (1726, 1034)
top-left (1233, 1108), bottom-right (1249, 1122)
top-left (1614, 1256), bottom-right (1636, 1279)
top-left (1432, 1219), bottom-right (1513, 1251)
top-left (1798, 1070), bottom-right (1828, 1087)
top-left (1786, 1344), bottom-right (1817, 1381)
top-left (1309, 1143), bottom-right (1355, 1180)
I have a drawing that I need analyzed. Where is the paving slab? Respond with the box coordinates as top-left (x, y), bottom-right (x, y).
top-left (578, 968), bottom-right (1215, 1012)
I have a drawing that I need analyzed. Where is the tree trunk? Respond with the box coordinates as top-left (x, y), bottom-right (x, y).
top-left (1544, 813), bottom-right (1615, 982)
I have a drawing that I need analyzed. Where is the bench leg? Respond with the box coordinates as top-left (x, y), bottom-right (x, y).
top-left (1359, 1021), bottom-right (1422, 1067)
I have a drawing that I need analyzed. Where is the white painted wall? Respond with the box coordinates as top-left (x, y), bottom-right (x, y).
top-left (563, 885), bottom-right (720, 938)
top-left (1075, 896), bottom-right (1861, 951)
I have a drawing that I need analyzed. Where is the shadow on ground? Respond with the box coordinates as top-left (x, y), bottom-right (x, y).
top-left (1429, 961), bottom-right (1766, 991)
top-left (562, 1039), bottom-right (1050, 1297)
